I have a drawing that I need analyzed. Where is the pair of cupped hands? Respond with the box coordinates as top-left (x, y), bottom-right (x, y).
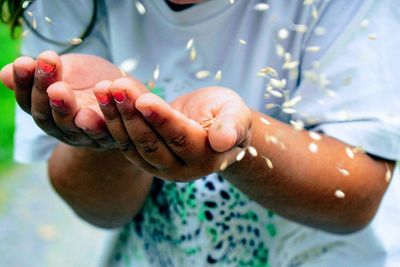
top-left (0, 51), bottom-right (252, 181)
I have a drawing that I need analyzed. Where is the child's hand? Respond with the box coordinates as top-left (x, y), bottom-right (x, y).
top-left (0, 51), bottom-right (125, 149)
top-left (94, 78), bottom-right (252, 181)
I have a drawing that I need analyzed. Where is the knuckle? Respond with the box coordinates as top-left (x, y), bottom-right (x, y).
top-left (166, 133), bottom-right (188, 148)
top-left (117, 139), bottom-right (134, 152)
top-left (136, 138), bottom-right (160, 154)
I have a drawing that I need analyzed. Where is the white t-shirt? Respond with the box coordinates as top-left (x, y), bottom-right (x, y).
top-left (17, 0), bottom-right (400, 266)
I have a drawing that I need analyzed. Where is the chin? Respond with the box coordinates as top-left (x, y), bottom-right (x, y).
top-left (167, 0), bottom-right (204, 4)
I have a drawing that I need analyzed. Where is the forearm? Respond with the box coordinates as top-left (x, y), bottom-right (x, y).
top-left (49, 144), bottom-right (153, 228)
top-left (221, 111), bottom-right (392, 234)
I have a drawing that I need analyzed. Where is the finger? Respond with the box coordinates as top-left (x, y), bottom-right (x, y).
top-left (0, 63), bottom-right (15, 89)
top-left (75, 108), bottom-right (115, 148)
top-left (208, 101), bottom-right (252, 152)
top-left (31, 50), bottom-right (62, 134)
top-left (94, 80), bottom-right (156, 171)
top-left (47, 81), bottom-right (95, 147)
top-left (135, 93), bottom-right (208, 160)
top-left (13, 56), bottom-right (36, 113)
top-left (110, 78), bottom-right (177, 169)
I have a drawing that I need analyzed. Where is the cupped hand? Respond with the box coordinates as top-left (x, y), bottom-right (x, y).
top-left (0, 50), bottom-right (125, 148)
top-left (94, 78), bottom-right (252, 182)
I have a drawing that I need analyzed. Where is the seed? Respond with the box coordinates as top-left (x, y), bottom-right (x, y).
top-left (119, 58), bottom-right (138, 73)
top-left (276, 44), bottom-right (285, 57)
top-left (309, 131), bottom-right (321, 141)
top-left (22, 1), bottom-right (30, 9)
top-left (293, 24), bottom-right (307, 33)
top-left (282, 61), bottom-right (299, 70)
top-left (229, 0), bottom-right (235, 4)
top-left (308, 143), bottom-right (318, 153)
top-left (282, 108), bottom-right (296, 114)
top-left (44, 16), bottom-right (52, 24)
top-left (270, 78), bottom-right (286, 89)
top-left (220, 159), bottom-right (229, 171)
top-left (195, 70), bottom-right (211, 80)
top-left (306, 46), bottom-right (320, 52)
top-left (368, 34), bottom-right (377, 40)
top-left (303, 0), bottom-right (314, 5)
top-left (153, 64), bottom-right (160, 81)
top-left (270, 90), bottom-right (283, 98)
top-left (335, 190), bottom-right (345, 199)
top-left (239, 39), bottom-right (247, 45)
top-left (254, 3), bottom-right (269, 11)
top-left (190, 46), bottom-right (197, 61)
top-left (360, 19), bottom-right (370, 29)
top-left (214, 70), bottom-right (222, 81)
top-left (258, 66), bottom-right (278, 77)
top-left (262, 156), bottom-right (273, 169)
top-left (248, 146), bottom-right (258, 157)
top-left (283, 95), bottom-right (302, 108)
top-left (345, 147), bottom-right (354, 159)
top-left (314, 26), bottom-right (326, 36)
top-left (278, 28), bottom-right (289, 40)
top-left (265, 103), bottom-right (278, 109)
top-left (311, 6), bottom-right (319, 20)
top-left (70, 38), bottom-right (83, 45)
top-left (186, 38), bottom-right (194, 50)
top-left (236, 150), bottom-right (246, 161)
top-left (26, 11), bottom-right (33, 17)
top-left (337, 168), bottom-right (350, 176)
top-left (385, 163), bottom-right (392, 183)
top-left (135, 1), bottom-right (146, 15)
top-left (260, 117), bottom-right (271, 125)
top-left (290, 120), bottom-right (304, 131)
top-left (32, 17), bottom-right (37, 29)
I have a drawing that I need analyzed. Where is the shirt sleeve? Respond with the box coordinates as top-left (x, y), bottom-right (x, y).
top-left (14, 0), bottom-right (111, 163)
top-left (292, 0), bottom-right (400, 161)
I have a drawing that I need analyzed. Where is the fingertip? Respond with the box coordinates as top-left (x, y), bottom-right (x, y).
top-left (0, 63), bottom-right (14, 89)
top-left (94, 80), bottom-right (112, 93)
top-left (47, 81), bottom-right (72, 99)
top-left (209, 125), bottom-right (237, 152)
top-left (75, 108), bottom-right (104, 131)
top-left (37, 50), bottom-right (61, 76)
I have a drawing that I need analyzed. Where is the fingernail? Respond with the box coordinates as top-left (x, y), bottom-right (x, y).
top-left (95, 93), bottom-right (110, 106)
top-left (49, 98), bottom-right (64, 107)
top-left (112, 90), bottom-right (127, 103)
top-left (37, 59), bottom-right (56, 75)
top-left (14, 66), bottom-right (30, 79)
top-left (139, 107), bottom-right (152, 117)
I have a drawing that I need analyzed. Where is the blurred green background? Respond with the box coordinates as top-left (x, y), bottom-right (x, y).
top-left (0, 23), bottom-right (18, 173)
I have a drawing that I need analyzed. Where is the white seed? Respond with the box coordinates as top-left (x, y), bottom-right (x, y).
top-left (32, 17), bottom-right (37, 29)
top-left (26, 11), bottom-right (33, 17)
top-left (303, 0), bottom-right (314, 5)
top-left (262, 156), bottom-right (274, 169)
top-left (229, 0), bottom-right (235, 4)
top-left (44, 16), bottom-right (52, 24)
top-left (70, 38), bottom-right (83, 45)
top-left (153, 64), bottom-right (160, 81)
top-left (335, 189), bottom-right (345, 199)
top-left (190, 46), bottom-right (197, 61)
top-left (337, 168), bottom-right (350, 176)
top-left (254, 3), bottom-right (269, 11)
top-left (385, 163), bottom-right (392, 183)
top-left (236, 150), bottom-right (246, 161)
top-left (314, 26), bottom-right (326, 36)
top-left (325, 89), bottom-right (337, 98)
top-left (345, 147), bottom-right (354, 159)
top-left (22, 1), bottom-right (30, 9)
top-left (282, 61), bottom-right (299, 70)
top-left (306, 46), bottom-right (320, 52)
top-left (290, 120), bottom-right (304, 131)
top-left (135, 1), bottom-right (146, 15)
top-left (308, 143), bottom-right (318, 153)
top-left (276, 44), bottom-right (285, 57)
top-left (258, 66), bottom-right (278, 77)
top-left (220, 159), bottom-right (229, 171)
top-left (282, 108), bottom-right (297, 114)
top-left (309, 131), bottom-right (321, 141)
top-left (214, 70), bottom-right (222, 81)
top-left (278, 28), bottom-right (289, 40)
top-left (186, 38), bottom-right (194, 50)
top-left (119, 58), bottom-right (138, 73)
top-left (270, 90), bottom-right (283, 98)
top-left (22, 29), bottom-right (29, 37)
top-left (352, 146), bottom-right (365, 154)
top-left (248, 146), bottom-right (258, 157)
top-left (195, 70), bottom-right (211, 80)
top-left (270, 78), bottom-right (286, 89)
top-left (311, 6), bottom-right (319, 20)
top-left (283, 95), bottom-right (302, 108)
top-left (293, 24), bottom-right (308, 33)
top-left (368, 34), bottom-right (377, 40)
top-left (265, 103), bottom-right (278, 109)
top-left (260, 117), bottom-right (271, 125)
top-left (360, 19), bottom-right (370, 29)
top-left (239, 39), bottom-right (247, 45)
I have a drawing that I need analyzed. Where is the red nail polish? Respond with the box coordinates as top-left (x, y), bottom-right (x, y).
top-left (37, 59), bottom-right (56, 74)
top-left (112, 90), bottom-right (127, 103)
top-left (95, 93), bottom-right (110, 105)
top-left (49, 98), bottom-right (64, 107)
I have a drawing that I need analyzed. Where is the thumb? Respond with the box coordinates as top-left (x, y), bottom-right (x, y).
top-left (208, 104), bottom-right (251, 152)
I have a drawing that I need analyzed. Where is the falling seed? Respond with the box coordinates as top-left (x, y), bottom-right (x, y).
top-left (260, 117), bottom-right (271, 125)
top-left (236, 150), bottom-right (246, 161)
top-left (153, 64), bottom-right (160, 81)
top-left (282, 108), bottom-right (297, 114)
top-left (262, 156), bottom-right (274, 169)
top-left (290, 120), bottom-right (304, 131)
top-left (214, 70), bottom-right (222, 81)
top-left (44, 16), bottom-right (52, 24)
top-left (258, 66), bottom-right (278, 77)
top-left (32, 17), bottom-right (37, 29)
top-left (306, 46), bottom-right (320, 52)
top-left (229, 0), bottom-right (235, 4)
top-left (195, 70), bottom-right (211, 79)
top-left (385, 163), bottom-right (392, 183)
top-left (265, 103), bottom-right (278, 109)
top-left (37, 225), bottom-right (57, 241)
top-left (70, 38), bottom-right (83, 45)
top-left (190, 46), bottom-right (197, 61)
top-left (360, 19), bottom-right (370, 29)
top-left (22, 29), bottom-right (29, 37)
top-left (325, 89), bottom-right (337, 98)
top-left (352, 146), bottom-right (365, 154)
top-left (368, 34), bottom-right (377, 40)
top-left (270, 78), bottom-right (286, 89)
top-left (270, 90), bottom-right (283, 98)
top-left (311, 6), bottom-right (319, 20)
top-left (314, 26), bottom-right (326, 36)
top-left (239, 39), bottom-right (247, 45)
top-left (283, 95), bottom-right (302, 108)
top-left (254, 3), bottom-right (269, 11)
top-left (26, 11), bottom-right (33, 17)
top-left (248, 146), bottom-right (258, 157)
top-left (335, 189), bottom-right (345, 199)
top-left (283, 60), bottom-right (299, 70)
top-left (303, 0), bottom-right (314, 5)
top-left (284, 52), bottom-right (292, 62)
top-left (186, 38), bottom-right (194, 50)
top-left (345, 147), bottom-right (354, 159)
top-left (278, 28), bottom-right (289, 40)
top-left (220, 159), bottom-right (229, 171)
top-left (135, 1), bottom-right (146, 15)
top-left (293, 24), bottom-right (308, 33)
top-left (308, 143), bottom-right (318, 153)
top-left (119, 58), bottom-right (138, 73)
top-left (337, 168), bottom-right (350, 176)
top-left (22, 1), bottom-right (30, 9)
top-left (276, 44), bottom-right (285, 57)
top-left (309, 131), bottom-right (321, 141)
